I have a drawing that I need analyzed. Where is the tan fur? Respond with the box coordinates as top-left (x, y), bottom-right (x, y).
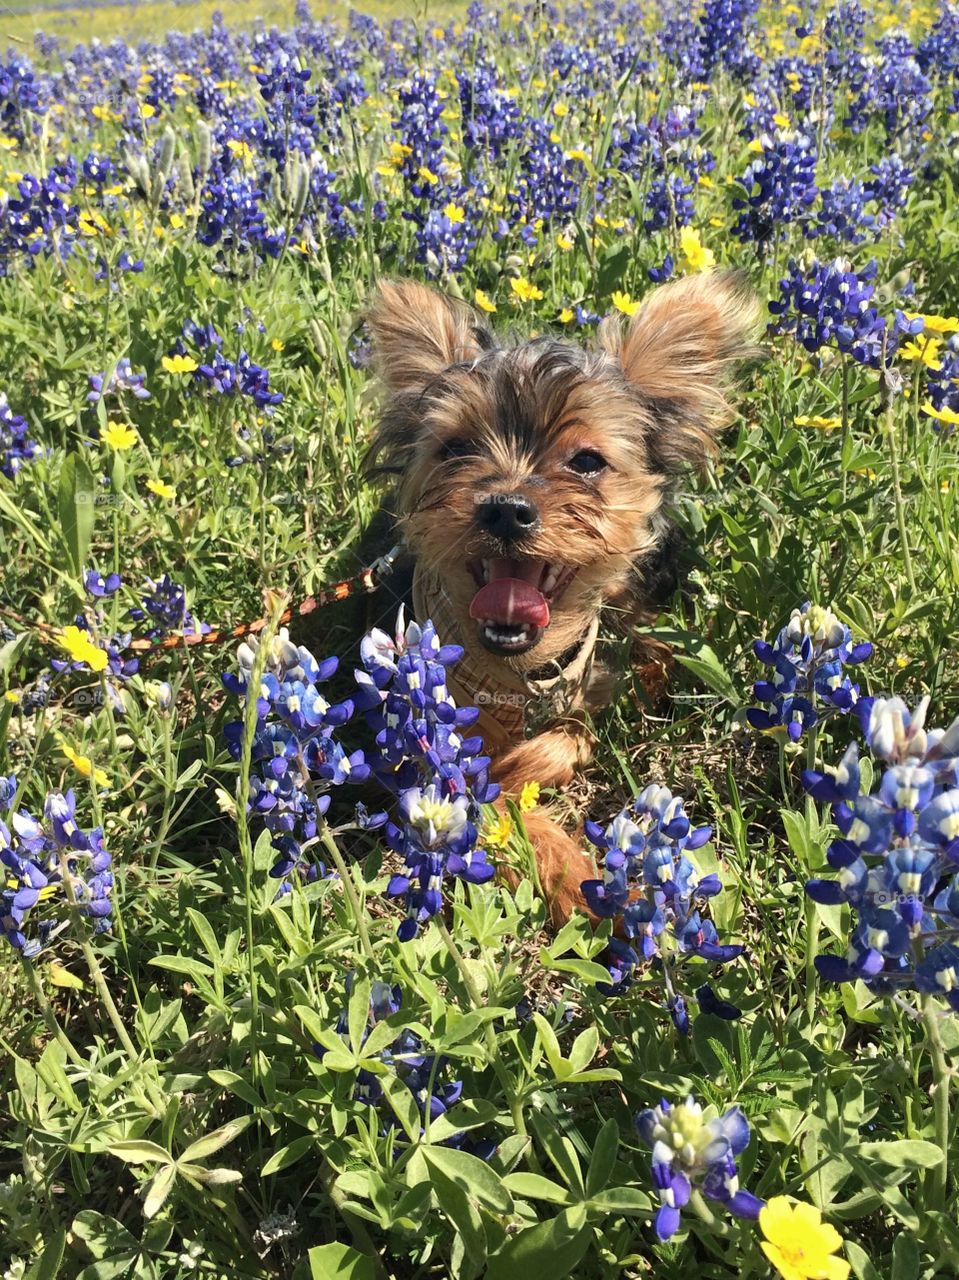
top-left (366, 280), bottom-right (484, 394)
top-left (363, 272), bottom-right (757, 924)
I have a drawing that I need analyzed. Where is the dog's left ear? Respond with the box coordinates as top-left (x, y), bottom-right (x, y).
top-left (598, 270), bottom-right (758, 471)
top-left (366, 279), bottom-right (487, 395)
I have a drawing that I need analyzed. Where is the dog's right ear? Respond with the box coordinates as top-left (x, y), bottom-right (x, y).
top-left (365, 280), bottom-right (487, 394)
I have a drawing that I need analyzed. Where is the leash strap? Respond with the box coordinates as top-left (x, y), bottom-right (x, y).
top-left (0, 542), bottom-right (406, 658)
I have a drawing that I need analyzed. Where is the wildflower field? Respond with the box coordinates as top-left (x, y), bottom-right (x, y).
top-left (2, 0), bottom-right (959, 1276)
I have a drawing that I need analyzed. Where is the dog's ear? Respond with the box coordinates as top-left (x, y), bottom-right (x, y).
top-left (366, 280), bottom-right (487, 394)
top-left (598, 270), bottom-right (758, 471)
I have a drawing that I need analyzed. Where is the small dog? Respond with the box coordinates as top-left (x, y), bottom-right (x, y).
top-left (361, 272), bottom-right (757, 922)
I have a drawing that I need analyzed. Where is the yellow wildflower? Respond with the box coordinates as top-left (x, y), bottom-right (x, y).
top-left (611, 290), bottom-right (639, 317)
top-left (759, 1198), bottom-right (850, 1280)
top-left (899, 336), bottom-right (942, 369)
top-left (474, 288), bottom-right (497, 314)
top-left (773, 112), bottom-right (791, 129)
top-left (60, 742), bottom-right (109, 789)
top-left (922, 401), bottom-right (959, 426)
top-left (227, 139), bottom-right (254, 166)
top-left (553, 101), bottom-right (569, 117)
top-left (271, 338), bottom-right (285, 352)
top-left (680, 226), bottom-right (715, 272)
top-left (519, 781), bottom-right (540, 812)
top-left (58, 626), bottom-right (107, 673)
top-left (794, 414), bottom-right (842, 431)
top-left (558, 307), bottom-right (574, 323)
top-left (161, 354), bottom-right (198, 374)
top-left (146, 478), bottom-right (176, 500)
top-left (747, 138), bottom-right (765, 153)
top-left (904, 311), bottom-right (959, 334)
top-left (484, 812), bottom-right (513, 849)
top-left (418, 165), bottom-right (439, 184)
top-left (102, 422), bottom-right (137, 451)
top-left (510, 277), bottom-right (544, 303)
top-left (556, 232), bottom-right (574, 251)
top-left (443, 202), bottom-right (465, 224)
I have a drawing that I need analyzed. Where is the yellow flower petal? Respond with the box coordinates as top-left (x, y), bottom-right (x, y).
top-left (474, 288), bottom-right (497, 314)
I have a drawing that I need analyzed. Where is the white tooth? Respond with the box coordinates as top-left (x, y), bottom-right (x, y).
top-left (542, 571), bottom-right (558, 594)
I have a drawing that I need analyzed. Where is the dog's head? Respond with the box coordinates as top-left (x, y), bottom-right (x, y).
top-left (365, 273), bottom-right (756, 673)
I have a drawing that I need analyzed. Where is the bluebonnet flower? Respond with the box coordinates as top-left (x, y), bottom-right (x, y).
top-left (923, 334), bottom-right (959, 424)
top-left (636, 1097), bottom-right (763, 1241)
top-left (812, 178), bottom-right (877, 245)
top-left (223, 628), bottom-right (361, 893)
top-left (330, 977), bottom-right (465, 1120)
top-left (733, 132), bottom-right (818, 245)
top-left (747, 603), bottom-right (872, 741)
top-left (130, 575), bottom-right (209, 640)
top-left (355, 609), bottom-right (498, 939)
top-left (87, 358), bottom-right (151, 404)
top-left (768, 257), bottom-right (896, 368)
top-left (84, 569), bottom-right (122, 598)
top-left (581, 784), bottom-right (742, 1018)
top-left (458, 60), bottom-right (521, 158)
top-left (865, 155), bottom-right (914, 227)
top-left (1, 787), bottom-right (113, 956)
top-left (698, 0), bottom-right (760, 80)
top-left (0, 393), bottom-right (42, 479)
top-left (804, 696), bottom-right (959, 1011)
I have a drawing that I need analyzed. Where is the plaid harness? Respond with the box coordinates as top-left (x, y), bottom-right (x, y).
top-left (412, 565), bottom-right (600, 754)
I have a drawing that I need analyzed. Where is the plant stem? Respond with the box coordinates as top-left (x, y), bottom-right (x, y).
top-left (315, 812), bottom-right (375, 964)
top-left (881, 374), bottom-right (917, 593)
top-left (235, 592), bottom-right (289, 1085)
top-left (21, 955), bottom-right (84, 1067)
top-left (435, 913), bottom-right (527, 1140)
top-left (804, 723), bottom-right (820, 1025)
top-left (921, 994), bottom-right (951, 1214)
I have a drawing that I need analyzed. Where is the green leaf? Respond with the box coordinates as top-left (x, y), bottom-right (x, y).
top-left (0, 629), bottom-right (31, 681)
top-left (58, 451), bottom-right (96, 578)
top-left (485, 1208), bottom-right (591, 1280)
top-left (207, 1069), bottom-right (262, 1108)
top-left (108, 1140), bottom-right (173, 1166)
top-left (858, 1140), bottom-right (944, 1169)
top-left (585, 1186), bottom-right (651, 1214)
top-left (422, 1145), bottom-right (513, 1215)
top-left (186, 908), bottom-right (223, 970)
top-left (844, 1240), bottom-right (882, 1280)
top-left (891, 1232), bottom-right (919, 1280)
top-left (25, 1229), bottom-right (66, 1280)
top-left (179, 1117), bottom-right (250, 1163)
top-left (422, 1157), bottom-right (487, 1280)
top-left (71, 1211), bottom-right (138, 1260)
top-left (262, 1135), bottom-right (316, 1176)
top-left (672, 644), bottom-right (738, 702)
top-left (308, 1243), bottom-right (377, 1280)
top-left (585, 1118), bottom-right (618, 1197)
top-left (567, 1026), bottom-right (599, 1076)
top-left (502, 1173), bottom-right (573, 1205)
top-left (347, 971), bottom-right (371, 1056)
top-left (532, 1012), bottom-right (565, 1078)
top-left (142, 1163), bottom-right (177, 1219)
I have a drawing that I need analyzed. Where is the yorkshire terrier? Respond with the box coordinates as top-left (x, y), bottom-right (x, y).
top-left (360, 271), bottom-right (757, 923)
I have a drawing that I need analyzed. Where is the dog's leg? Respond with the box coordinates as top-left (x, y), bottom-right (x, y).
top-left (497, 805), bottom-right (595, 926)
top-left (490, 723), bottom-right (598, 923)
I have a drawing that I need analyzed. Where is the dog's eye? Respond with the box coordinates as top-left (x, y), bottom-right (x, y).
top-left (439, 438), bottom-right (478, 461)
top-left (566, 449), bottom-right (608, 476)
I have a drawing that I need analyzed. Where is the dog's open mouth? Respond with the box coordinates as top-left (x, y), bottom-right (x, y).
top-left (466, 558), bottom-right (576, 655)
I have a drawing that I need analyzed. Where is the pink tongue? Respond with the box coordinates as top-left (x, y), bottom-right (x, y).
top-left (470, 579), bottom-right (550, 628)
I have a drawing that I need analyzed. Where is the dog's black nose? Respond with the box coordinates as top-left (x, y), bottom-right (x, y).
top-left (476, 492), bottom-right (540, 542)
